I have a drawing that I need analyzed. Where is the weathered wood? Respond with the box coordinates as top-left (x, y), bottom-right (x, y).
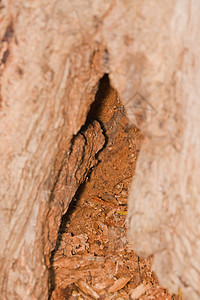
top-left (0, 2), bottom-right (108, 298)
top-left (0, 1), bottom-right (199, 299)
top-left (44, 121), bottom-right (105, 264)
top-left (124, 2), bottom-right (200, 300)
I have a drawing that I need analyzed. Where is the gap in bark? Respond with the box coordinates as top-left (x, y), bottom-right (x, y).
top-left (48, 74), bottom-right (152, 299)
top-left (48, 185), bottom-right (87, 299)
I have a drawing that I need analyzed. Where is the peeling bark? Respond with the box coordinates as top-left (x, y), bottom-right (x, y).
top-left (44, 120), bottom-right (105, 266)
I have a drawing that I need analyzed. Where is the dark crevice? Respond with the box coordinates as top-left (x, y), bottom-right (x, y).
top-left (85, 74), bottom-right (109, 146)
top-left (48, 73), bottom-right (144, 298)
top-left (86, 74), bottom-right (110, 124)
top-left (48, 74), bottom-right (109, 204)
top-left (48, 186), bottom-right (84, 299)
top-left (48, 74), bottom-right (109, 298)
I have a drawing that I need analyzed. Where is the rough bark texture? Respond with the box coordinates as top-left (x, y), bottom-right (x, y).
top-left (0, 2), bottom-right (108, 298)
top-left (0, 1), bottom-right (199, 299)
top-left (126, 3), bottom-right (200, 300)
top-left (50, 82), bottom-right (144, 299)
top-left (44, 120), bottom-right (105, 265)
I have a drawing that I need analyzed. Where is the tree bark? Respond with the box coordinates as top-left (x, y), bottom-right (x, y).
top-left (0, 1), bottom-right (199, 299)
top-left (0, 1), bottom-right (108, 298)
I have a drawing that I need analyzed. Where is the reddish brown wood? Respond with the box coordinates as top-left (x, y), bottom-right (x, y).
top-left (0, 1), bottom-right (199, 299)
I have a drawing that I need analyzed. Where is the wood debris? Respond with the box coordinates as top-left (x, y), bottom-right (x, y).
top-left (49, 78), bottom-right (178, 300)
top-left (75, 280), bottom-right (100, 299)
top-left (130, 282), bottom-right (151, 299)
top-left (108, 277), bottom-right (132, 293)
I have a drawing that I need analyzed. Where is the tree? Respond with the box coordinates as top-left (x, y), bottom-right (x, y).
top-left (0, 1), bottom-right (199, 299)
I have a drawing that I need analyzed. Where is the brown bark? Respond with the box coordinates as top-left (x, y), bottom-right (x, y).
top-left (0, 1), bottom-right (199, 299)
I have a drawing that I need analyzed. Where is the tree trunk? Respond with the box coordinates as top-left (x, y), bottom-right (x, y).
top-left (0, 1), bottom-right (199, 299)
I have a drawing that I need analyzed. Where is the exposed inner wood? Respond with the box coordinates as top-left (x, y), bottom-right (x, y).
top-left (1, 2), bottom-right (200, 299)
top-left (49, 76), bottom-right (179, 300)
